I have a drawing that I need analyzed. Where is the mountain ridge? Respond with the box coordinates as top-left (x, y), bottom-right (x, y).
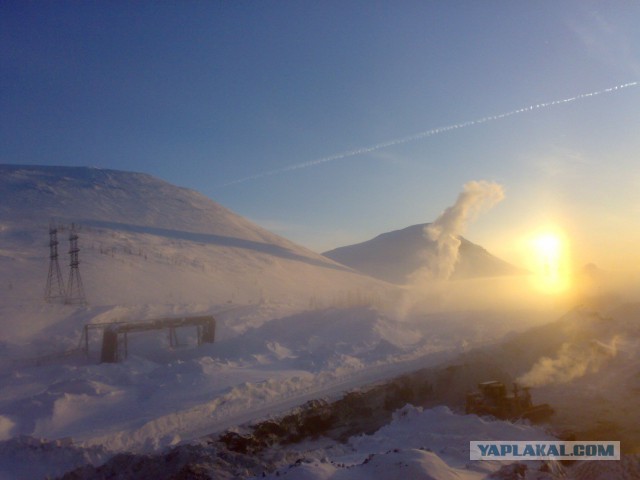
top-left (323, 223), bottom-right (523, 284)
top-left (0, 164), bottom-right (388, 307)
top-left (0, 164), bottom-right (302, 246)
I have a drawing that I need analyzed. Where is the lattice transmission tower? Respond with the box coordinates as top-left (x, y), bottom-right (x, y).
top-left (65, 224), bottom-right (86, 305)
top-left (45, 224), bottom-right (66, 303)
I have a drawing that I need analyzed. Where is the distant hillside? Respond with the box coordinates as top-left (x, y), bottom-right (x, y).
top-left (323, 224), bottom-right (522, 285)
top-left (0, 165), bottom-right (304, 246)
top-left (0, 165), bottom-right (392, 307)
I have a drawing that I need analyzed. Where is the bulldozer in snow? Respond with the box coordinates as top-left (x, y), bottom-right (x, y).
top-left (465, 381), bottom-right (554, 423)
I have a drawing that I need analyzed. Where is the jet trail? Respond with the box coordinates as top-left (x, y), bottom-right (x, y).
top-left (219, 82), bottom-right (638, 188)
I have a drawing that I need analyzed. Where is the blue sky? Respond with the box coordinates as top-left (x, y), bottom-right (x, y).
top-left (2, 1), bottom-right (639, 269)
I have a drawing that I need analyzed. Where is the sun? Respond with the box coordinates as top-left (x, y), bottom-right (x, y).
top-left (529, 232), bottom-right (570, 294)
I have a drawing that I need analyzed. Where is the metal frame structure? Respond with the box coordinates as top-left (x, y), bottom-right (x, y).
top-left (45, 225), bottom-right (66, 302)
top-left (80, 315), bottom-right (216, 363)
top-left (65, 224), bottom-right (86, 305)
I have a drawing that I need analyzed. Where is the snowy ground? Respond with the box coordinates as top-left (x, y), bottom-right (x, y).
top-left (1, 300), bottom-right (639, 479)
top-left (0, 302), bottom-right (547, 447)
top-left (1, 167), bottom-right (638, 478)
top-left (0, 299), bottom-right (554, 479)
top-left (261, 405), bottom-right (559, 480)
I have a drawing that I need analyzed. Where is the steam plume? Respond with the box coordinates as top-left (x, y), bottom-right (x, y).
top-left (417, 180), bottom-right (504, 281)
top-left (219, 82), bottom-right (638, 188)
top-left (517, 338), bottom-right (619, 387)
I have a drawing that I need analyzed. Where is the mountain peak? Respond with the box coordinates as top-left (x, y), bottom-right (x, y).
top-left (323, 223), bottom-right (522, 284)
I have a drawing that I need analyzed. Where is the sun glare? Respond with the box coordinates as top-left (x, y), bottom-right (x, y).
top-left (530, 232), bottom-right (570, 294)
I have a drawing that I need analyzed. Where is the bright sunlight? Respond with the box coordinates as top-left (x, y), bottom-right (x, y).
top-left (529, 232), bottom-right (571, 294)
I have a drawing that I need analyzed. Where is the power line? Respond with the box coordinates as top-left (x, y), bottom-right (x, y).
top-left (44, 224), bottom-right (66, 303)
top-left (65, 223), bottom-right (87, 305)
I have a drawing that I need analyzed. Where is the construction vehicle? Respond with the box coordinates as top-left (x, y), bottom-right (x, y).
top-left (465, 381), bottom-right (554, 423)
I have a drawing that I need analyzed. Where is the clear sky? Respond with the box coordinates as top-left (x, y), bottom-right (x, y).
top-left (2, 1), bottom-right (639, 272)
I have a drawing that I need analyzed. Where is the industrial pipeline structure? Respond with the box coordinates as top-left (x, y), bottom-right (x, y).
top-left (81, 315), bottom-right (216, 363)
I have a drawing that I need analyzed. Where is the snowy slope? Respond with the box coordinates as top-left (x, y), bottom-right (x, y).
top-left (0, 305), bottom-right (541, 452)
top-left (0, 164), bottom-right (550, 465)
top-left (29, 405), bottom-right (561, 480)
top-left (0, 164), bottom-right (391, 308)
top-left (323, 223), bottom-right (523, 284)
top-left (2, 164), bottom-right (637, 479)
top-left (0, 165), bottom-right (301, 242)
top-left (267, 405), bottom-right (557, 480)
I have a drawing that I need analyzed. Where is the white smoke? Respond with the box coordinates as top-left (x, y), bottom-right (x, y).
top-left (416, 180), bottom-right (505, 281)
top-left (518, 337), bottom-right (619, 387)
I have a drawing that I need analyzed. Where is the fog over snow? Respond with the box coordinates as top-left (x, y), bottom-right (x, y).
top-left (0, 165), bottom-right (639, 479)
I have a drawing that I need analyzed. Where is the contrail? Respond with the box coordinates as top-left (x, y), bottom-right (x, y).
top-left (219, 81), bottom-right (638, 188)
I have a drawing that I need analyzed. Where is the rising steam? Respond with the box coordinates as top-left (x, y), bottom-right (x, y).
top-left (517, 338), bottom-right (619, 387)
top-left (415, 180), bottom-right (505, 281)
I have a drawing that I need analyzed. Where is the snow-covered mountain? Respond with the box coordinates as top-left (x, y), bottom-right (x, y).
top-left (323, 224), bottom-right (523, 284)
top-left (2, 164), bottom-right (637, 479)
top-left (0, 164), bottom-right (391, 307)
